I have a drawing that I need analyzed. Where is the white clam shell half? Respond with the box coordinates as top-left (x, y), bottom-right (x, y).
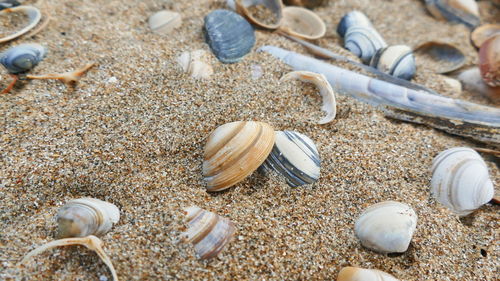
top-left (148, 10), bottom-right (182, 35)
top-left (0, 5), bottom-right (41, 43)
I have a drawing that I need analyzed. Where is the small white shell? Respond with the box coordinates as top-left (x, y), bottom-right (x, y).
top-left (56, 198), bottom-right (120, 238)
top-left (0, 5), bottom-right (41, 43)
top-left (431, 147), bottom-right (494, 216)
top-left (337, 266), bottom-right (400, 281)
top-left (148, 10), bottom-right (182, 35)
top-left (177, 50), bottom-right (213, 79)
top-left (354, 201), bottom-right (417, 253)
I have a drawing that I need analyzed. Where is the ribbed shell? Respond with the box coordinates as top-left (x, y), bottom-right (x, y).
top-left (260, 131), bottom-right (320, 187)
top-left (369, 45), bottom-right (416, 80)
top-left (0, 43), bottom-right (46, 74)
top-left (430, 147), bottom-right (494, 216)
top-left (354, 201), bottom-right (417, 253)
top-left (337, 11), bottom-right (372, 38)
top-left (344, 26), bottom-right (387, 63)
top-left (179, 206), bottom-right (236, 260)
top-left (56, 198), bottom-right (120, 238)
top-left (425, 0), bottom-right (480, 28)
top-left (337, 267), bottom-right (400, 281)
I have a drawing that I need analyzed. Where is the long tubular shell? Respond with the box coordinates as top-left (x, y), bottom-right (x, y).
top-left (19, 235), bottom-right (118, 281)
top-left (0, 6), bottom-right (42, 43)
top-left (281, 71), bottom-right (336, 124)
top-left (259, 46), bottom-right (500, 146)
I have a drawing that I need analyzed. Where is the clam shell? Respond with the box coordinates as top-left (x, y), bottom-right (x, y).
top-left (471, 24), bottom-right (500, 48)
top-left (148, 10), bottom-right (182, 35)
top-left (354, 201), bottom-right (417, 253)
top-left (0, 0), bottom-right (20, 10)
top-left (369, 45), bottom-right (416, 80)
top-left (178, 206), bottom-right (236, 260)
top-left (337, 10), bottom-right (372, 38)
top-left (235, 0), bottom-right (283, 30)
top-left (260, 131), bottom-right (320, 187)
top-left (0, 5), bottom-right (42, 43)
top-left (413, 41), bottom-right (465, 74)
top-left (343, 26), bottom-right (387, 63)
top-left (0, 43), bottom-right (46, 74)
top-left (283, 0), bottom-right (327, 8)
top-left (457, 67), bottom-right (500, 103)
top-left (425, 0), bottom-right (480, 28)
top-left (279, 6), bottom-right (325, 40)
top-left (337, 266), bottom-right (400, 281)
top-left (203, 121), bottom-right (276, 191)
top-left (431, 147), bottom-right (494, 216)
top-left (203, 9), bottom-right (255, 64)
top-left (56, 198), bottom-right (120, 238)
top-left (479, 35), bottom-right (500, 87)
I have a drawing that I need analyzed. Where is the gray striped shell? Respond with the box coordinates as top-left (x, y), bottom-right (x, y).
top-left (369, 45), bottom-right (416, 80)
top-left (343, 26), bottom-right (387, 63)
top-left (337, 10), bottom-right (372, 38)
top-left (425, 0), bottom-right (480, 29)
top-left (0, 43), bottom-right (46, 74)
top-left (260, 130), bottom-right (320, 187)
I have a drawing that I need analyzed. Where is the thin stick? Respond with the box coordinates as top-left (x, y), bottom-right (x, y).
top-left (473, 147), bottom-right (500, 157)
top-left (1, 74), bottom-right (19, 94)
top-left (26, 63), bottom-right (96, 85)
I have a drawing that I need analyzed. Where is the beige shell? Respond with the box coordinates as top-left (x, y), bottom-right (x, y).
top-left (279, 6), bottom-right (326, 40)
top-left (471, 24), bottom-right (500, 48)
top-left (177, 206), bottom-right (236, 260)
top-left (176, 50), bottom-right (213, 79)
top-left (203, 121), bottom-right (276, 191)
top-left (414, 41), bottom-right (466, 74)
top-left (235, 0), bottom-right (283, 29)
top-left (0, 5), bottom-right (42, 43)
top-left (337, 266), bottom-right (400, 281)
top-left (148, 10), bottom-right (182, 35)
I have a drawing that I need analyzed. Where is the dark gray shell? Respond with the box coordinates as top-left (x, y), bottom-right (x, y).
top-left (203, 9), bottom-right (255, 64)
top-left (337, 10), bottom-right (372, 38)
top-left (0, 0), bottom-right (20, 10)
top-left (0, 43), bottom-right (46, 74)
top-left (344, 26), bottom-right (387, 63)
top-left (259, 131), bottom-right (320, 187)
top-left (370, 45), bottom-right (416, 80)
top-left (425, 0), bottom-right (480, 29)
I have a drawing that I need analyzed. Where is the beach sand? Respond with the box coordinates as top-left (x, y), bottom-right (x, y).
top-left (1, 0), bottom-right (499, 280)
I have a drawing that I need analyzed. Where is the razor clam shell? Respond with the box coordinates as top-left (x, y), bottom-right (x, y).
top-left (203, 121), bottom-right (276, 191)
top-left (0, 0), bottom-right (20, 10)
top-left (279, 6), bottom-right (326, 40)
top-left (0, 43), bottom-right (46, 74)
top-left (425, 0), bottom-right (480, 29)
top-left (203, 9), bottom-right (255, 64)
top-left (354, 201), bottom-right (417, 253)
top-left (259, 46), bottom-right (500, 146)
top-left (337, 266), bottom-right (400, 281)
top-left (369, 45), bottom-right (416, 80)
top-left (471, 24), bottom-right (500, 48)
top-left (337, 10), bottom-right (372, 38)
top-left (0, 5), bottom-right (42, 43)
top-left (56, 198), bottom-right (120, 238)
top-left (179, 206), bottom-right (236, 260)
top-left (260, 131), bottom-right (321, 187)
top-left (343, 26), bottom-right (387, 63)
top-left (430, 147), bottom-right (494, 216)
top-left (479, 35), bottom-right (500, 87)
top-left (414, 41), bottom-right (466, 74)
top-left (235, 0), bottom-right (283, 30)
top-left (148, 10), bottom-right (182, 35)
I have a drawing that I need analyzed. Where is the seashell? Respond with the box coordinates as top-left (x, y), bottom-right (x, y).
top-left (177, 50), bottom-right (213, 79)
top-left (479, 35), bottom-right (500, 87)
top-left (259, 130), bottom-right (320, 187)
top-left (0, 5), bottom-right (42, 43)
top-left (413, 41), bottom-right (466, 74)
top-left (337, 10), bottom-right (373, 38)
top-left (203, 9), bottom-right (256, 64)
top-left (283, 0), bottom-right (328, 8)
top-left (471, 24), bottom-right (500, 48)
top-left (177, 206), bottom-right (236, 260)
top-left (430, 147), bottom-right (495, 216)
top-left (280, 70), bottom-right (336, 124)
top-left (343, 25), bottom-right (387, 63)
top-left (148, 10), bottom-right (182, 35)
top-left (227, 0), bottom-right (237, 10)
top-left (369, 45), bottom-right (416, 80)
top-left (337, 266), bottom-right (400, 281)
top-left (442, 76), bottom-right (462, 93)
top-left (56, 198), bottom-right (120, 238)
top-left (457, 67), bottom-right (500, 103)
top-left (425, 0), bottom-right (480, 29)
top-left (0, 0), bottom-right (20, 10)
top-left (235, 0), bottom-right (283, 30)
top-left (278, 6), bottom-right (326, 40)
top-left (354, 201), bottom-right (417, 253)
top-left (0, 43), bottom-right (46, 74)
top-left (203, 121), bottom-right (275, 191)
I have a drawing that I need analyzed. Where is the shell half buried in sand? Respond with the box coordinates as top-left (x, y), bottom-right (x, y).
top-left (148, 10), bottom-right (182, 35)
top-left (279, 6), bottom-right (326, 40)
top-left (0, 5), bottom-right (41, 43)
top-left (337, 266), bottom-right (400, 281)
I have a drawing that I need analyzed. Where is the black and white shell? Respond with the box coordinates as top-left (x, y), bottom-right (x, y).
top-left (369, 45), bottom-right (416, 80)
top-left (0, 43), bottom-right (46, 74)
top-left (337, 10), bottom-right (372, 38)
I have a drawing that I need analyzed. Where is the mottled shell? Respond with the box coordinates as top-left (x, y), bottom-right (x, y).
top-left (203, 121), bottom-right (275, 191)
top-left (56, 198), bottom-right (120, 238)
top-left (0, 0), bottom-right (20, 10)
top-left (354, 201), bottom-right (417, 253)
top-left (235, 0), bottom-right (283, 30)
top-left (413, 41), bottom-right (466, 74)
top-left (0, 5), bottom-right (42, 43)
top-left (260, 131), bottom-right (320, 187)
top-left (337, 267), bottom-right (400, 281)
top-left (430, 147), bottom-right (494, 216)
top-left (471, 24), bottom-right (500, 48)
top-left (425, 0), bottom-right (480, 29)
top-left (337, 10), bottom-right (372, 38)
top-left (0, 43), bottom-right (46, 73)
top-left (148, 10), bottom-right (182, 35)
top-left (203, 9), bottom-right (255, 64)
top-left (178, 206), bottom-right (236, 260)
top-left (479, 35), bottom-right (500, 87)
top-left (369, 45), bottom-right (416, 80)
top-left (279, 6), bottom-right (326, 40)
top-left (343, 26), bottom-right (387, 63)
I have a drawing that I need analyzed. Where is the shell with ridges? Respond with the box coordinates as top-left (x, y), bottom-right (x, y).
top-left (370, 45), bottom-right (416, 80)
top-left (148, 10), bottom-right (182, 35)
top-left (430, 147), bottom-right (494, 216)
top-left (0, 5), bottom-right (42, 43)
top-left (235, 0), bottom-right (283, 30)
top-left (354, 201), bottom-right (417, 253)
top-left (343, 25), bottom-right (387, 63)
top-left (203, 121), bottom-right (276, 191)
top-left (337, 10), bottom-right (372, 38)
top-left (337, 266), bottom-right (400, 281)
top-left (0, 43), bottom-right (46, 74)
top-left (425, 0), bottom-right (480, 29)
top-left (279, 6), bottom-right (326, 40)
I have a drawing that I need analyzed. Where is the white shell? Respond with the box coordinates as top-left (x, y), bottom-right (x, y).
top-left (177, 50), bottom-right (213, 79)
top-left (0, 5), bottom-right (41, 43)
top-left (337, 266), bottom-right (400, 281)
top-left (354, 201), bottom-right (417, 253)
top-left (148, 10), bottom-right (182, 35)
top-left (56, 198), bottom-right (120, 238)
top-left (430, 147), bottom-right (494, 216)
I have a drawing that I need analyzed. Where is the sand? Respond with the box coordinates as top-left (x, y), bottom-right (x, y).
top-left (1, 0), bottom-right (499, 280)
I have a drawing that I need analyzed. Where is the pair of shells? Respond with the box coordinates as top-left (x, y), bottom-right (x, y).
top-left (337, 266), bottom-right (399, 281)
top-left (0, 43), bottom-right (46, 74)
top-left (431, 147), bottom-right (494, 217)
top-left (425, 0), bottom-right (480, 29)
top-left (176, 50), bottom-right (213, 79)
top-left (354, 201), bottom-right (417, 253)
top-left (0, 5), bottom-right (42, 43)
top-left (203, 121), bottom-right (321, 191)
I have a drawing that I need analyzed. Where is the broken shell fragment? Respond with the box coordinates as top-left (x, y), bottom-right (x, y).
top-left (425, 0), bottom-right (480, 29)
top-left (354, 201), bottom-right (417, 253)
top-left (177, 206), bottom-right (236, 260)
top-left (431, 147), bottom-right (494, 216)
top-left (0, 43), bottom-right (46, 73)
top-left (283, 0), bottom-right (327, 8)
top-left (457, 67), bottom-right (500, 102)
top-left (0, 5), bottom-right (42, 43)
top-left (0, 0), bottom-right (20, 10)
top-left (369, 45), bottom-right (416, 80)
top-left (235, 0), bottom-right (283, 30)
top-left (479, 35), bottom-right (500, 87)
top-left (471, 24), bottom-right (500, 48)
top-left (177, 50), bottom-right (213, 79)
top-left (148, 10), bottom-right (182, 35)
top-left (56, 198), bottom-right (120, 238)
top-left (260, 131), bottom-right (320, 187)
top-left (204, 9), bottom-right (255, 64)
top-left (281, 70), bottom-right (336, 124)
top-left (414, 41), bottom-right (466, 74)
top-left (203, 121), bottom-right (275, 191)
top-left (337, 266), bottom-right (400, 281)
top-left (279, 6), bottom-right (326, 40)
